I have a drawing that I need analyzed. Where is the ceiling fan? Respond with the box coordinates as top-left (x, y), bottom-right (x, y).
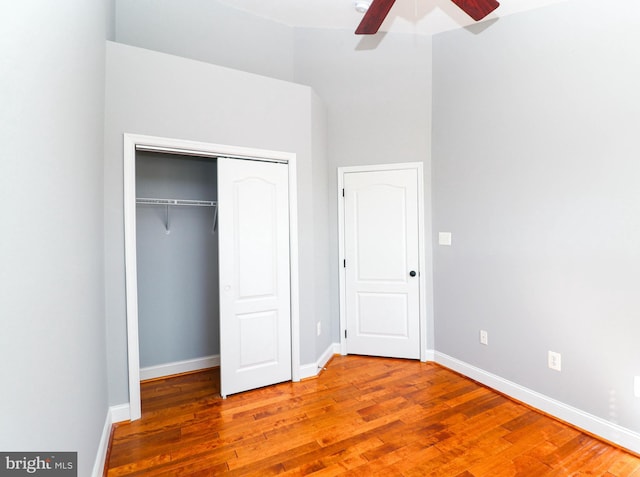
top-left (355, 0), bottom-right (500, 34)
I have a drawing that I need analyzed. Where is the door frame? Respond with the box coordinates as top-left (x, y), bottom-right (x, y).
top-left (337, 162), bottom-right (427, 362)
top-left (123, 133), bottom-right (300, 420)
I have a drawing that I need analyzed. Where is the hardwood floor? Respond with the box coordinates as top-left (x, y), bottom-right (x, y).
top-left (106, 355), bottom-right (640, 476)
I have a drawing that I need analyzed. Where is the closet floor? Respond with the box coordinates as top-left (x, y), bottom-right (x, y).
top-left (106, 356), bottom-right (640, 476)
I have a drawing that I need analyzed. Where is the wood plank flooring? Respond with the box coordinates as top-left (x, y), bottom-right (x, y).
top-left (106, 355), bottom-right (640, 476)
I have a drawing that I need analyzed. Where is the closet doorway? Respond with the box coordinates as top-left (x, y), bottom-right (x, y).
top-left (124, 134), bottom-right (301, 420)
top-left (135, 152), bottom-right (220, 384)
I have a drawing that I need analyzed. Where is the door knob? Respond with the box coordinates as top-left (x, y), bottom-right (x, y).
top-left (409, 270), bottom-right (417, 277)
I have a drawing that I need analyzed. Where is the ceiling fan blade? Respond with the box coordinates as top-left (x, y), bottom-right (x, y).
top-left (355, 0), bottom-right (397, 35)
top-left (450, 0), bottom-right (500, 21)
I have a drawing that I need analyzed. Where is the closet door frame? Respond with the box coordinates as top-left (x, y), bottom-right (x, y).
top-left (123, 133), bottom-right (300, 421)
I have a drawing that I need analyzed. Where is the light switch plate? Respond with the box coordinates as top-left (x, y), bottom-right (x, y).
top-left (439, 232), bottom-right (452, 246)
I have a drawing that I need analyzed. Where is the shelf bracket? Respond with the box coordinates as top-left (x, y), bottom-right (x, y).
top-left (165, 204), bottom-right (170, 234)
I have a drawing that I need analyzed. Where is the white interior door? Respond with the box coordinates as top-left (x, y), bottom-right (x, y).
top-left (218, 157), bottom-right (291, 397)
top-left (344, 168), bottom-right (420, 359)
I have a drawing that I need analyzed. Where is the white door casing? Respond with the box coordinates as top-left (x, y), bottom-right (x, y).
top-left (339, 164), bottom-right (425, 360)
top-left (217, 157), bottom-right (292, 398)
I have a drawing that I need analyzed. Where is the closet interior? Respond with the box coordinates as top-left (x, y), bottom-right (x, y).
top-left (135, 151), bottom-right (219, 381)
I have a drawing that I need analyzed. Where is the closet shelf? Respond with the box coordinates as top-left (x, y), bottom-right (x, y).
top-left (136, 197), bottom-right (218, 234)
top-left (136, 197), bottom-right (216, 207)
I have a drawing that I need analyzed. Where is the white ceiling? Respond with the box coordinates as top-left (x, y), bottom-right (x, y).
top-left (218, 0), bottom-right (570, 35)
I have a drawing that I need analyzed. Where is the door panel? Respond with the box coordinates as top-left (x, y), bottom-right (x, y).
top-left (355, 184), bottom-right (408, 281)
top-left (218, 158), bottom-right (291, 397)
top-left (238, 310), bottom-right (278, 368)
top-left (235, 178), bottom-right (277, 299)
top-left (357, 293), bottom-right (408, 337)
top-left (344, 169), bottom-right (420, 359)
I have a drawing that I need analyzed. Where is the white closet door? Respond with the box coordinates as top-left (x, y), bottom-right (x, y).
top-left (218, 158), bottom-right (291, 398)
top-left (344, 169), bottom-right (420, 359)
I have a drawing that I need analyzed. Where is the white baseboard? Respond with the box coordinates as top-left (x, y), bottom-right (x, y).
top-left (434, 351), bottom-right (640, 455)
top-left (91, 409), bottom-right (112, 477)
top-left (109, 403), bottom-right (131, 423)
top-left (299, 342), bottom-right (341, 380)
top-left (424, 348), bottom-right (435, 362)
top-left (140, 355), bottom-right (220, 381)
top-left (92, 403), bottom-right (134, 476)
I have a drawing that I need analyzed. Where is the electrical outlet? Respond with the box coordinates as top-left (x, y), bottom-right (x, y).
top-left (635, 376), bottom-right (640, 398)
top-left (316, 322), bottom-right (321, 337)
top-left (548, 351), bottom-right (562, 371)
top-left (480, 330), bottom-right (488, 345)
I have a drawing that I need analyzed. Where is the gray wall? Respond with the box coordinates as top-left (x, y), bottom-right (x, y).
top-left (292, 29), bottom-right (435, 347)
top-left (136, 153), bottom-right (219, 368)
top-left (104, 41), bottom-right (327, 405)
top-left (433, 0), bottom-right (640, 433)
top-left (311, 92), bottom-right (332, 354)
top-left (0, 1), bottom-right (111, 475)
top-left (113, 1), bottom-right (434, 353)
top-left (115, 0), bottom-right (294, 81)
